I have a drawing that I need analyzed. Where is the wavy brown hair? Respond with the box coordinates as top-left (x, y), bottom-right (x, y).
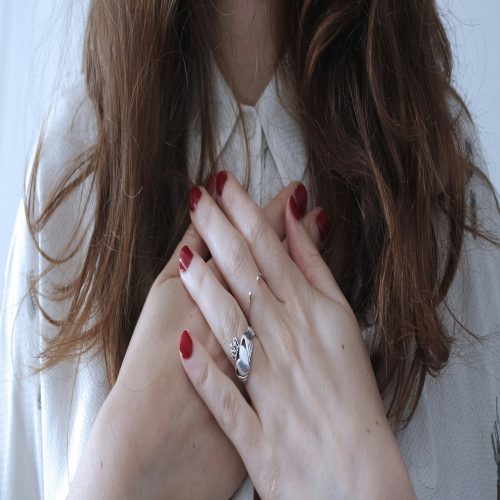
top-left (25, 0), bottom-right (500, 430)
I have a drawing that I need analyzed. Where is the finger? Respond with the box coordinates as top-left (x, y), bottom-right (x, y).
top-left (178, 244), bottom-right (270, 391)
top-left (154, 224), bottom-right (209, 286)
top-left (188, 184), bottom-right (280, 317)
top-left (285, 199), bottom-right (350, 309)
top-left (212, 171), bottom-right (308, 302)
top-left (301, 207), bottom-right (324, 249)
top-left (191, 177), bottom-right (317, 291)
top-left (179, 329), bottom-right (263, 466)
top-left (155, 178), bottom-right (309, 288)
top-left (281, 206), bottom-right (325, 254)
top-left (154, 174), bottom-right (218, 286)
top-left (260, 181), bottom-right (303, 240)
top-left (206, 206), bottom-right (324, 287)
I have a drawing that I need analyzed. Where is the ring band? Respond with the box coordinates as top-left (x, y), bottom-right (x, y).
top-left (248, 273), bottom-right (264, 306)
top-left (230, 326), bottom-right (256, 383)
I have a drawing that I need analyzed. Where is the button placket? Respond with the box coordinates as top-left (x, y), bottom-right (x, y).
top-left (242, 108), bottom-right (257, 140)
top-left (241, 107), bottom-right (263, 206)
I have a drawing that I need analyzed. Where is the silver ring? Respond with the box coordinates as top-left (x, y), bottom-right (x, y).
top-left (248, 273), bottom-right (264, 306)
top-left (229, 326), bottom-right (256, 383)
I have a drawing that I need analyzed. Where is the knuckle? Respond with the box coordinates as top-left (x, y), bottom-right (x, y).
top-left (303, 242), bottom-right (320, 263)
top-left (220, 387), bottom-right (239, 433)
top-left (283, 284), bottom-right (307, 313)
top-left (196, 196), bottom-right (214, 231)
top-left (195, 359), bottom-right (210, 390)
top-left (190, 261), bottom-right (208, 291)
top-left (272, 319), bottom-right (299, 366)
top-left (225, 237), bottom-right (249, 278)
top-left (246, 213), bottom-right (267, 245)
top-left (280, 334), bottom-right (299, 365)
top-left (184, 224), bottom-right (199, 243)
top-left (151, 273), bottom-right (175, 295)
top-left (219, 301), bottom-right (242, 339)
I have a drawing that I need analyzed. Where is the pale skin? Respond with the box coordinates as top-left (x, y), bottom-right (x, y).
top-left (179, 172), bottom-right (416, 499)
top-left (210, 0), bottom-right (286, 106)
top-left (68, 182), bottom-right (325, 499)
top-left (69, 0), bottom-right (417, 498)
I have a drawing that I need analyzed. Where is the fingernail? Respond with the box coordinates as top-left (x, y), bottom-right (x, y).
top-left (316, 209), bottom-right (331, 241)
top-left (189, 186), bottom-right (202, 211)
top-left (290, 195), bottom-right (302, 220)
top-left (180, 330), bottom-right (193, 359)
top-left (216, 170), bottom-right (228, 196)
top-left (293, 183), bottom-right (307, 218)
top-left (205, 174), bottom-right (216, 197)
top-left (179, 245), bottom-right (193, 272)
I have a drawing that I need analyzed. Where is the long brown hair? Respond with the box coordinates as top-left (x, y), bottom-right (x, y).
top-left (25, 0), bottom-right (500, 430)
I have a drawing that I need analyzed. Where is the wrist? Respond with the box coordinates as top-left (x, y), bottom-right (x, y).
top-left (353, 431), bottom-right (415, 500)
top-left (68, 393), bottom-right (139, 499)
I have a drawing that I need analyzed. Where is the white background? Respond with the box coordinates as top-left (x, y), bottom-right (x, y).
top-left (0, 0), bottom-right (499, 301)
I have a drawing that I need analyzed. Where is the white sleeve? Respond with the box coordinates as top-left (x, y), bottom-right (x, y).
top-left (0, 78), bottom-right (97, 499)
top-left (0, 193), bottom-right (44, 498)
top-left (398, 149), bottom-right (500, 498)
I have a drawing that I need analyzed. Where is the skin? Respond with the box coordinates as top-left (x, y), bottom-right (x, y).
top-left (210, 0), bottom-right (286, 106)
top-left (179, 172), bottom-right (417, 499)
top-left (67, 181), bottom-right (325, 499)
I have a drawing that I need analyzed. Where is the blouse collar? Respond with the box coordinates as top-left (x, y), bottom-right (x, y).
top-left (187, 52), bottom-right (308, 187)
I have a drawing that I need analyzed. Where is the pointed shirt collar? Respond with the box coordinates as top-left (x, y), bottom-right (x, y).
top-left (187, 52), bottom-right (308, 188)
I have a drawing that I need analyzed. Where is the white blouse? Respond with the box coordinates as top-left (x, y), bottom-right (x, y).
top-left (1, 56), bottom-right (500, 499)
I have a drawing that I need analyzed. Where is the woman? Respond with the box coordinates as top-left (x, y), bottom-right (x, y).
top-left (1, 0), bottom-right (499, 498)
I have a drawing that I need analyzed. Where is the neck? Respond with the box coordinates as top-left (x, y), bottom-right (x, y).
top-left (210, 0), bottom-right (286, 107)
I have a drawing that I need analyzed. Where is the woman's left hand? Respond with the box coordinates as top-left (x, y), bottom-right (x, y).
top-left (177, 171), bottom-right (415, 499)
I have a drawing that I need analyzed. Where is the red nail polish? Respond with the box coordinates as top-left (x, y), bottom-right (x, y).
top-left (189, 186), bottom-right (202, 211)
top-left (179, 245), bottom-right (193, 272)
top-left (205, 174), bottom-right (216, 197)
top-left (316, 209), bottom-right (331, 241)
top-left (216, 171), bottom-right (228, 196)
top-left (290, 195), bottom-right (302, 220)
top-left (293, 183), bottom-right (307, 217)
top-left (180, 330), bottom-right (193, 359)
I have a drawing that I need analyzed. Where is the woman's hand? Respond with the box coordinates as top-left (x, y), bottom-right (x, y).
top-left (68, 177), bottom-right (325, 500)
top-left (177, 171), bottom-right (416, 499)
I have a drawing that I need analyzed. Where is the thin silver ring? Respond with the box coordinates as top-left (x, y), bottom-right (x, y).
top-left (248, 273), bottom-right (264, 306)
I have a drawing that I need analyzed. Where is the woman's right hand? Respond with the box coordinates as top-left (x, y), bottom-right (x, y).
top-left (68, 179), bottom-right (327, 500)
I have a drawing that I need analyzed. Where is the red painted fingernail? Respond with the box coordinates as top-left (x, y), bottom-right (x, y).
top-left (316, 209), bottom-right (331, 241)
top-left (216, 170), bottom-right (228, 196)
top-left (290, 195), bottom-right (302, 220)
top-left (179, 245), bottom-right (193, 272)
top-left (205, 174), bottom-right (216, 197)
top-left (180, 330), bottom-right (193, 359)
top-left (293, 183), bottom-right (307, 217)
top-left (189, 186), bottom-right (202, 211)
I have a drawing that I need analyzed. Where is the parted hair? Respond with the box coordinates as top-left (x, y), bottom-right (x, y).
top-left (25, 0), bottom-right (500, 430)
